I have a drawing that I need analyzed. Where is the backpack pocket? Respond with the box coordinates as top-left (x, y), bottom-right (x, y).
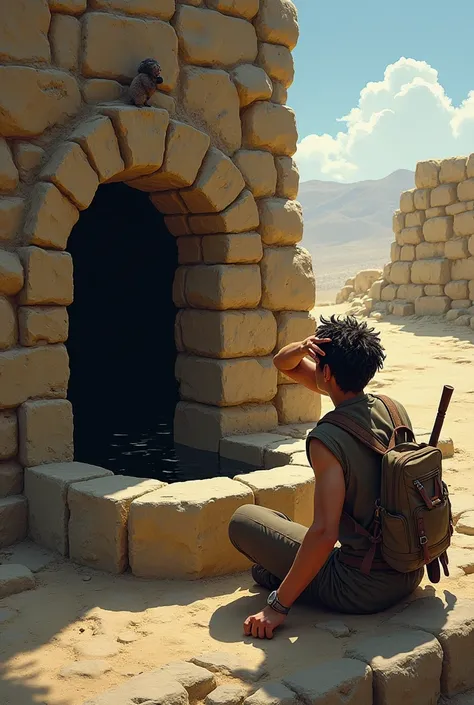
top-left (381, 510), bottom-right (424, 572)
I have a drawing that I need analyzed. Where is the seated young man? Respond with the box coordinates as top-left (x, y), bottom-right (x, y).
top-left (228, 315), bottom-right (424, 640)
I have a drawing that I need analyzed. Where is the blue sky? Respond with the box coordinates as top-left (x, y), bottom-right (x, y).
top-left (290, 0), bottom-right (474, 182)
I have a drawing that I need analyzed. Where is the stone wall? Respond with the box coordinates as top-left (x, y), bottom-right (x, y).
top-left (0, 0), bottom-right (319, 509)
top-left (368, 156), bottom-right (474, 326)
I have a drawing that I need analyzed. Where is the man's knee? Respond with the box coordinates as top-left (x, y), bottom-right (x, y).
top-left (228, 503), bottom-right (259, 550)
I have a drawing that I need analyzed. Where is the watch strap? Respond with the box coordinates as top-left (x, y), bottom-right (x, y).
top-left (268, 592), bottom-right (290, 615)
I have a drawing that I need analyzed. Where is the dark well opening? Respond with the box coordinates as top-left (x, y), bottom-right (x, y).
top-left (66, 182), bottom-right (254, 482)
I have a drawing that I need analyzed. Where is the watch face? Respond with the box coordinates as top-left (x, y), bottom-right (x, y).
top-left (267, 590), bottom-right (277, 604)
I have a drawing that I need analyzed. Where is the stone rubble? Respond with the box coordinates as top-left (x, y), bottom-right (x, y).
top-left (0, 563), bottom-right (35, 598)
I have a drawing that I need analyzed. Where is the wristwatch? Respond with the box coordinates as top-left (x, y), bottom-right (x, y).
top-left (267, 590), bottom-right (290, 615)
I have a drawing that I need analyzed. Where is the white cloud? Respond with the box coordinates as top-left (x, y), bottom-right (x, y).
top-left (295, 58), bottom-right (474, 182)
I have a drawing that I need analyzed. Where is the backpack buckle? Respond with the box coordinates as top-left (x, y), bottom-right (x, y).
top-left (420, 535), bottom-right (428, 545)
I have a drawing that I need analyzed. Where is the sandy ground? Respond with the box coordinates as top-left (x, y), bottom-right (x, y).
top-left (1, 304), bottom-right (474, 705)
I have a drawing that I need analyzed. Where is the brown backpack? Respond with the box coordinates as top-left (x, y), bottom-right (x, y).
top-left (319, 395), bottom-right (453, 584)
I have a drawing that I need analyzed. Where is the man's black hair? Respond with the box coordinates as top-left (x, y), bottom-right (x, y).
top-left (316, 315), bottom-right (386, 393)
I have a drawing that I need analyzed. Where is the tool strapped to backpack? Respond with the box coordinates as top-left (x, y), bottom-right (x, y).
top-left (318, 390), bottom-right (454, 584)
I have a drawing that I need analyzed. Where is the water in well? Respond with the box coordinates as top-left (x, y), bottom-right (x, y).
top-left (66, 182), bottom-right (255, 483)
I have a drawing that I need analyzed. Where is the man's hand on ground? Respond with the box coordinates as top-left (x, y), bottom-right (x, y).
top-left (244, 606), bottom-right (286, 639)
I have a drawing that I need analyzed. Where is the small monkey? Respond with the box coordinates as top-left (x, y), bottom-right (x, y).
top-left (129, 58), bottom-right (164, 107)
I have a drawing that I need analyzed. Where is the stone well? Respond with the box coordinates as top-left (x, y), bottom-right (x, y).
top-left (0, 0), bottom-right (322, 571)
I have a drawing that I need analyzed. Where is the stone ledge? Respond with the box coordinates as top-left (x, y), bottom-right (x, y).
top-left (0, 564), bottom-right (35, 599)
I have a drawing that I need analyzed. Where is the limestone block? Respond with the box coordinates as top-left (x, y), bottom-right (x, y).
top-left (0, 462), bottom-right (23, 498)
top-left (391, 242), bottom-right (401, 261)
top-left (271, 83), bottom-right (287, 107)
top-left (446, 201), bottom-right (472, 216)
top-left (400, 245), bottom-right (415, 261)
top-left (411, 258), bottom-right (451, 285)
top-left (24, 182), bottom-right (79, 250)
top-left (275, 156), bottom-right (299, 199)
top-left (69, 117), bottom-right (125, 184)
top-left (48, 0), bottom-right (86, 12)
top-left (0, 564), bottom-right (35, 598)
top-left (415, 296), bottom-right (450, 316)
top-left (202, 232), bottom-right (262, 264)
top-left (0, 140), bottom-right (19, 193)
top-left (50, 13), bottom-right (80, 71)
top-left (129, 121), bottom-right (209, 193)
top-left (381, 284), bottom-right (398, 301)
top-left (177, 237), bottom-right (202, 265)
top-left (82, 79), bottom-right (123, 104)
top-left (254, 0), bottom-right (299, 50)
top-left (178, 309), bottom-right (276, 358)
top-left (389, 262), bottom-right (411, 285)
top-left (25, 462), bottom-right (113, 555)
top-left (446, 309), bottom-right (462, 322)
top-left (68, 475), bottom-right (164, 573)
top-left (0, 250), bottom-right (23, 295)
top-left (0, 197), bottom-right (24, 243)
top-left (18, 399), bottom-right (73, 467)
top-left (165, 215), bottom-right (192, 238)
top-left (174, 6), bottom-right (257, 67)
top-left (149, 91), bottom-right (177, 115)
top-left (425, 285), bottom-right (445, 296)
top-left (455, 314), bottom-right (471, 326)
top-left (431, 183), bottom-right (457, 207)
top-left (398, 284), bottom-right (424, 301)
top-left (400, 189), bottom-right (415, 213)
top-left (18, 247), bottom-right (73, 305)
top-left (181, 148), bottom-right (244, 214)
top-left (392, 210), bottom-right (405, 233)
top-left (0, 0), bottom-right (50, 63)
top-left (454, 211), bottom-right (474, 237)
top-left (400, 226), bottom-right (423, 246)
top-left (0, 412), bottom-right (17, 461)
top-left (89, 0), bottom-right (175, 18)
top-left (416, 242), bottom-right (445, 259)
top-left (0, 66), bottom-right (81, 138)
top-left (470, 235), bottom-right (474, 256)
top-left (276, 311), bottom-right (315, 351)
top-left (206, 0), bottom-right (259, 18)
top-left (274, 384), bottom-right (321, 424)
top-left (426, 206), bottom-right (445, 218)
top-left (233, 150), bottom-right (277, 199)
top-left (40, 142), bottom-right (98, 211)
top-left (83, 672), bottom-right (189, 705)
top-left (174, 400), bottom-right (278, 452)
top-left (82, 13), bottom-right (178, 90)
top-left (150, 191), bottom-right (188, 215)
top-left (390, 597), bottom-right (474, 696)
top-left (261, 246), bottom-right (315, 311)
top-left (185, 263), bottom-right (261, 310)
top-left (231, 65), bottom-right (272, 108)
top-left (0, 496), bottom-right (27, 548)
top-left (414, 189), bottom-right (431, 210)
top-left (346, 629), bottom-right (442, 705)
top-left (369, 279), bottom-right (384, 300)
top-left (181, 67), bottom-right (241, 154)
top-left (177, 354), bottom-right (277, 406)
top-left (220, 431), bottom-right (289, 466)
top-left (234, 465), bottom-right (314, 526)
top-left (154, 662), bottom-right (216, 702)
top-left (0, 344), bottom-right (69, 410)
top-left (242, 102), bottom-right (297, 156)
top-left (470, 281), bottom-right (474, 300)
top-left (445, 280), bottom-right (469, 300)
top-left (416, 160), bottom-right (441, 189)
top-left (206, 684), bottom-right (247, 705)
top-left (257, 43), bottom-right (294, 88)
top-left (452, 257), bottom-right (474, 280)
top-left (440, 156), bottom-right (467, 183)
top-left (100, 106), bottom-right (169, 180)
top-left (244, 682), bottom-right (297, 705)
top-left (283, 659), bottom-right (372, 705)
top-left (189, 189), bottom-right (259, 235)
top-left (457, 178), bottom-right (474, 201)
top-left (423, 216), bottom-right (453, 242)
top-left (129, 477), bottom-right (255, 578)
top-left (0, 297), bottom-right (16, 351)
top-left (392, 301), bottom-right (415, 316)
top-left (451, 300), bottom-right (471, 310)
top-left (405, 210), bottom-right (425, 228)
top-left (446, 238), bottom-right (469, 260)
top-left (258, 198), bottom-right (303, 246)
top-left (336, 285), bottom-right (354, 304)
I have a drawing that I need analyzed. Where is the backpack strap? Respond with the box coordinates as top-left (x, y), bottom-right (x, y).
top-left (373, 394), bottom-right (416, 448)
top-left (318, 411), bottom-right (388, 456)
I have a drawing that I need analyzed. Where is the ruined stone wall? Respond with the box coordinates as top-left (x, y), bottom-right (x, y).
top-left (369, 156), bottom-right (474, 325)
top-left (0, 0), bottom-right (318, 513)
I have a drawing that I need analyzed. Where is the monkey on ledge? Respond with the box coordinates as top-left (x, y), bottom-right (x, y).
top-left (129, 58), bottom-right (164, 107)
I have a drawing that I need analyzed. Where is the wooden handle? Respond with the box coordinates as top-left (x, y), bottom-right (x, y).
top-left (429, 385), bottom-right (454, 448)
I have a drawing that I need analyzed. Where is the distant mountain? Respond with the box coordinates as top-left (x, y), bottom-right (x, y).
top-left (299, 170), bottom-right (415, 299)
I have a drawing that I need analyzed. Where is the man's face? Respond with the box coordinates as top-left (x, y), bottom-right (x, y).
top-left (314, 355), bottom-right (327, 394)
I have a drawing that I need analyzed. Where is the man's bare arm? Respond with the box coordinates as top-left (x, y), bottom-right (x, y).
top-left (273, 337), bottom-right (331, 394)
top-left (276, 438), bottom-right (345, 608)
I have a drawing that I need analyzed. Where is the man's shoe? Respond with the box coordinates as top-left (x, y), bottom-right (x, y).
top-left (251, 564), bottom-right (281, 591)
